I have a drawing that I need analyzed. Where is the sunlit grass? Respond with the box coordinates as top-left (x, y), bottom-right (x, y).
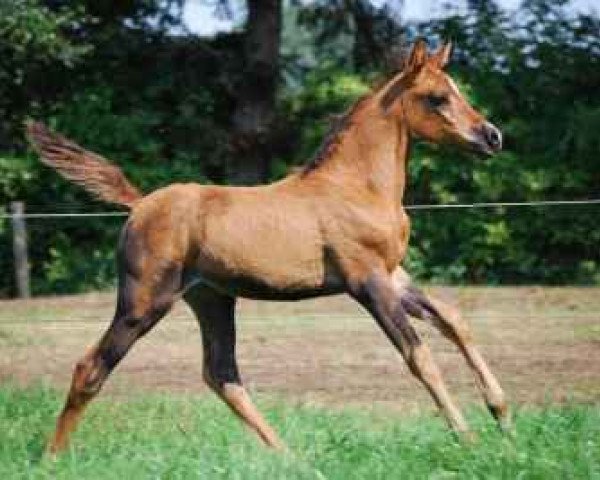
top-left (0, 385), bottom-right (598, 479)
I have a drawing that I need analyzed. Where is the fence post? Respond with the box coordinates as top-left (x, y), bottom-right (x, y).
top-left (10, 201), bottom-right (30, 298)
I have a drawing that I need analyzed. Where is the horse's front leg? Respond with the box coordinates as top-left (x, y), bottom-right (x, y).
top-left (349, 269), bottom-right (470, 436)
top-left (390, 267), bottom-right (510, 432)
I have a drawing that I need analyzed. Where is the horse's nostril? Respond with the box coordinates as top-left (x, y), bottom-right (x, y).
top-left (489, 130), bottom-right (500, 146)
top-left (483, 123), bottom-right (502, 150)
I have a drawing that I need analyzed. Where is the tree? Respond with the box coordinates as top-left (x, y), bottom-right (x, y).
top-left (224, 0), bottom-right (402, 183)
top-left (0, 0), bottom-right (91, 150)
top-left (297, 0), bottom-right (403, 71)
top-left (230, 0), bottom-right (282, 184)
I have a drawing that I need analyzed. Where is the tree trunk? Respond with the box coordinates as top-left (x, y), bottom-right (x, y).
top-left (351, 0), bottom-right (379, 69)
top-left (230, 0), bottom-right (281, 185)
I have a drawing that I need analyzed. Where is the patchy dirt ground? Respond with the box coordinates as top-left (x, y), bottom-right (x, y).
top-left (0, 287), bottom-right (598, 415)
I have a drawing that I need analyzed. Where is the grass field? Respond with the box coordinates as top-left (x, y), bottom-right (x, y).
top-left (0, 287), bottom-right (599, 478)
top-left (0, 385), bottom-right (598, 480)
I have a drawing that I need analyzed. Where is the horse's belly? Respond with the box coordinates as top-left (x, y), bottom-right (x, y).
top-left (193, 200), bottom-right (343, 298)
top-left (190, 260), bottom-right (344, 300)
top-left (206, 274), bottom-right (344, 300)
top-left (193, 235), bottom-right (343, 299)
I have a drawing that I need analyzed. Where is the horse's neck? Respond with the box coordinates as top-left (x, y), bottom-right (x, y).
top-left (316, 102), bottom-right (410, 207)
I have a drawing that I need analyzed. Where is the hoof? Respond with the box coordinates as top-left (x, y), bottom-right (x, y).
top-left (456, 429), bottom-right (478, 445)
top-left (42, 445), bottom-right (59, 463)
top-left (498, 417), bottom-right (516, 439)
top-left (488, 403), bottom-right (514, 436)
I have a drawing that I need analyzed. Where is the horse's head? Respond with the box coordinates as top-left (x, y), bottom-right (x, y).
top-left (380, 39), bottom-right (502, 156)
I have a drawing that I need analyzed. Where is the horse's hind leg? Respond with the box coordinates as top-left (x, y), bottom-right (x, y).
top-left (391, 267), bottom-right (510, 431)
top-left (184, 286), bottom-right (283, 449)
top-left (48, 259), bottom-right (182, 454)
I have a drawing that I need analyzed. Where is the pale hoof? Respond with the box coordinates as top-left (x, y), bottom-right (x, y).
top-left (457, 429), bottom-right (478, 445)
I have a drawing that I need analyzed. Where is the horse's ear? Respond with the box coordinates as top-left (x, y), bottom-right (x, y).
top-left (405, 38), bottom-right (428, 72)
top-left (431, 41), bottom-right (452, 69)
top-left (380, 39), bottom-right (429, 110)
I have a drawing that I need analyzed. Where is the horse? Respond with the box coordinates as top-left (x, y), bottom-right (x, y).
top-left (27, 39), bottom-right (509, 454)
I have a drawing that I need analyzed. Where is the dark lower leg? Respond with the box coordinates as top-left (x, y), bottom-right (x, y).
top-left (185, 287), bottom-right (283, 449)
top-left (49, 299), bottom-right (175, 453)
top-left (49, 228), bottom-right (184, 454)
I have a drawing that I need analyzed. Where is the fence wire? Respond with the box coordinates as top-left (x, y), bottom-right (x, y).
top-left (2, 198), bottom-right (600, 219)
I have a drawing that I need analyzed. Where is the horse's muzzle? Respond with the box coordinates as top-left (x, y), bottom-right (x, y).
top-left (470, 122), bottom-right (502, 156)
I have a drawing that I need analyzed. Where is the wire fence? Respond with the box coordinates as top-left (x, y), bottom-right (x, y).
top-left (2, 198), bottom-right (600, 219)
top-left (1, 198), bottom-right (599, 298)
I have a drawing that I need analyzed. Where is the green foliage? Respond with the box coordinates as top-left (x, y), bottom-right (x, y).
top-left (42, 231), bottom-right (118, 294)
top-left (1, 384), bottom-right (599, 479)
top-left (276, 68), bottom-right (370, 175)
top-left (0, 0), bottom-right (91, 149)
top-left (0, 0), bottom-right (87, 67)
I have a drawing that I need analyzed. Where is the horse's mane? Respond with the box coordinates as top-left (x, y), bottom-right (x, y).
top-left (301, 56), bottom-right (407, 174)
top-left (301, 94), bottom-right (373, 174)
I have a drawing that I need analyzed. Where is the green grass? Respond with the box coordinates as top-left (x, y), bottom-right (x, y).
top-left (0, 385), bottom-right (598, 480)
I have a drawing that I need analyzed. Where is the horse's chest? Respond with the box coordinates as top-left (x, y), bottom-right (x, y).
top-left (328, 206), bottom-right (410, 272)
top-left (396, 210), bottom-right (411, 262)
top-left (379, 213), bottom-right (410, 270)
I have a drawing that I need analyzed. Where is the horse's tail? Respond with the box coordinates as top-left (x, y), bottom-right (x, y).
top-left (26, 121), bottom-right (142, 208)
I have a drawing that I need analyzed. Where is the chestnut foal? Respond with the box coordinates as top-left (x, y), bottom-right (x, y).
top-left (28, 40), bottom-right (509, 454)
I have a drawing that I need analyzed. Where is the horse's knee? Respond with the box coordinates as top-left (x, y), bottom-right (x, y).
top-left (122, 312), bottom-right (162, 338)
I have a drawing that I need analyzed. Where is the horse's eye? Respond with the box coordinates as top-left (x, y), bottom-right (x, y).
top-left (425, 94), bottom-right (448, 109)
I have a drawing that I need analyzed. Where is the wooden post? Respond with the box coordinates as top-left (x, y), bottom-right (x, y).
top-left (11, 201), bottom-right (30, 298)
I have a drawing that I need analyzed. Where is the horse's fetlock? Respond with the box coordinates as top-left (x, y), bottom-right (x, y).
top-left (74, 356), bottom-right (93, 373)
top-left (70, 356), bottom-right (105, 402)
top-left (487, 396), bottom-right (508, 419)
top-left (202, 365), bottom-right (217, 390)
top-left (82, 377), bottom-right (103, 397)
top-left (488, 399), bottom-right (512, 433)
